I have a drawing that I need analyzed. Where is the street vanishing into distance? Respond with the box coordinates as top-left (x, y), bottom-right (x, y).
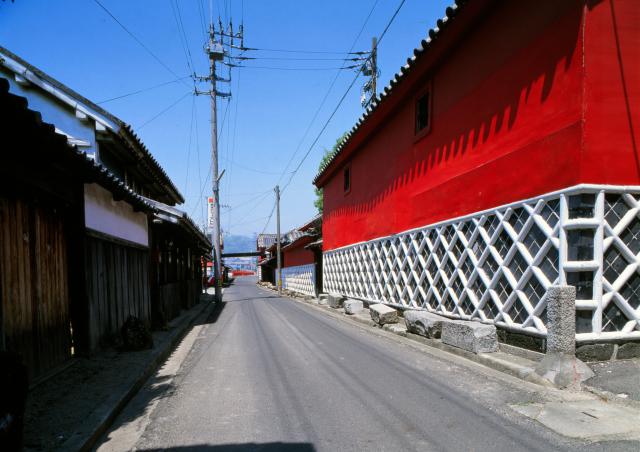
top-left (96, 277), bottom-right (635, 452)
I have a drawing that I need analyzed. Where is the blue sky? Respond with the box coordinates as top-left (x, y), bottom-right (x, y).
top-left (0, 0), bottom-right (450, 236)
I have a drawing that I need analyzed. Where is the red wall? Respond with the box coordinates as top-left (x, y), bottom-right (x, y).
top-left (581, 0), bottom-right (640, 183)
top-left (320, 0), bottom-right (639, 251)
top-left (283, 238), bottom-right (315, 267)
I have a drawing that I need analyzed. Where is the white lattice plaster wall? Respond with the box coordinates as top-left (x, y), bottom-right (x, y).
top-left (282, 264), bottom-right (316, 296)
top-left (323, 185), bottom-right (640, 342)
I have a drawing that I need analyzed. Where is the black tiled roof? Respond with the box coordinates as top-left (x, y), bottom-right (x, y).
top-left (0, 46), bottom-right (184, 204)
top-left (0, 77), bottom-right (157, 213)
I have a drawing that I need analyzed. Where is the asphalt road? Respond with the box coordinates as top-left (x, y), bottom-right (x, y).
top-left (97, 277), bottom-right (636, 452)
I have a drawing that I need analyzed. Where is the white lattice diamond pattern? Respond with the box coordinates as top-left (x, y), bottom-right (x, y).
top-left (602, 193), bottom-right (640, 334)
top-left (324, 197), bottom-right (561, 336)
top-left (282, 264), bottom-right (315, 296)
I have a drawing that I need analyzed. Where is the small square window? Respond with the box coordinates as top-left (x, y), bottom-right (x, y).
top-left (415, 91), bottom-right (430, 134)
top-left (343, 166), bottom-right (351, 193)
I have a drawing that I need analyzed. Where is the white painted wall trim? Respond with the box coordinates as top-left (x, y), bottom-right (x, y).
top-left (84, 183), bottom-right (149, 247)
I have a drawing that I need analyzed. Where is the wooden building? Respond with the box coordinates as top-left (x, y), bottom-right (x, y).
top-left (0, 47), bottom-right (211, 379)
top-left (146, 200), bottom-right (211, 327)
top-left (0, 78), bottom-right (156, 379)
top-left (314, 0), bottom-right (640, 345)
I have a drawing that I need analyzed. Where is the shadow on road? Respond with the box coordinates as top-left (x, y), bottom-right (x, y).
top-left (141, 443), bottom-right (316, 451)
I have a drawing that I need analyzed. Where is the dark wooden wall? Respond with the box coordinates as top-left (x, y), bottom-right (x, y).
top-left (0, 195), bottom-right (71, 380)
top-left (151, 227), bottom-right (204, 328)
top-left (84, 233), bottom-right (150, 351)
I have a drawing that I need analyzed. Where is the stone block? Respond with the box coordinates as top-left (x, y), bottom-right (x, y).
top-left (404, 310), bottom-right (444, 339)
top-left (327, 294), bottom-right (345, 309)
top-left (576, 344), bottom-right (615, 362)
top-left (383, 323), bottom-right (407, 337)
top-left (545, 286), bottom-right (577, 354)
top-left (616, 342), bottom-right (640, 360)
top-left (369, 304), bottom-right (398, 325)
top-left (344, 299), bottom-right (363, 315)
top-left (317, 294), bottom-right (329, 305)
top-left (441, 320), bottom-right (498, 354)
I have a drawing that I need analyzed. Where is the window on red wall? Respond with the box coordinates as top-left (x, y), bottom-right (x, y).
top-left (343, 165), bottom-right (351, 194)
top-left (415, 88), bottom-right (431, 135)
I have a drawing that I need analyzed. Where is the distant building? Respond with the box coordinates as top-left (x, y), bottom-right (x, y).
top-left (258, 216), bottom-right (322, 296)
top-left (314, 0), bottom-right (640, 346)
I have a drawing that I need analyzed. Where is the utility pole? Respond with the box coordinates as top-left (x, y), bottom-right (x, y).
top-left (371, 36), bottom-right (377, 99)
top-left (195, 23), bottom-right (233, 304)
top-left (360, 37), bottom-right (378, 108)
top-left (209, 26), bottom-right (224, 304)
top-left (275, 185), bottom-right (282, 294)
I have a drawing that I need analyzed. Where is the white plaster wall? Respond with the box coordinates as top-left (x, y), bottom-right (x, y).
top-left (84, 183), bottom-right (149, 247)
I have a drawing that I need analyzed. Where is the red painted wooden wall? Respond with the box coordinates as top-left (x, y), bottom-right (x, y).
top-left (283, 237), bottom-right (315, 268)
top-left (319, 0), bottom-right (639, 251)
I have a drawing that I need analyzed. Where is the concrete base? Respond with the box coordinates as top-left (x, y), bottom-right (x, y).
top-left (441, 320), bottom-right (498, 354)
top-left (369, 304), bottom-right (398, 325)
top-left (531, 352), bottom-right (595, 389)
top-left (318, 294), bottom-right (329, 306)
top-left (344, 299), bottom-right (363, 315)
top-left (327, 294), bottom-right (345, 308)
top-left (511, 399), bottom-right (640, 440)
top-left (404, 310), bottom-right (444, 339)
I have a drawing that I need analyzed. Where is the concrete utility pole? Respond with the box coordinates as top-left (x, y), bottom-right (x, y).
top-left (360, 36), bottom-right (378, 108)
top-left (275, 185), bottom-right (282, 294)
top-left (371, 36), bottom-right (377, 98)
top-left (195, 25), bottom-right (228, 303)
top-left (209, 30), bottom-right (222, 304)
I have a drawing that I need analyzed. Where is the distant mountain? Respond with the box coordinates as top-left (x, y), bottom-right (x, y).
top-left (223, 234), bottom-right (257, 254)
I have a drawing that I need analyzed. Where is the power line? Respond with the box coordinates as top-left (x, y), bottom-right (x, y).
top-left (96, 76), bottom-right (190, 104)
top-left (224, 64), bottom-right (360, 71)
top-left (281, 0), bottom-right (407, 193)
top-left (197, 0), bottom-right (208, 38)
top-left (260, 201), bottom-right (277, 235)
top-left (274, 0), bottom-right (381, 187)
top-left (230, 56), bottom-right (368, 62)
top-left (137, 91), bottom-right (192, 130)
top-left (92, 0), bottom-right (190, 88)
top-left (221, 159), bottom-right (286, 175)
top-left (240, 46), bottom-right (371, 55)
top-left (169, 0), bottom-right (196, 76)
top-left (184, 96), bottom-right (197, 194)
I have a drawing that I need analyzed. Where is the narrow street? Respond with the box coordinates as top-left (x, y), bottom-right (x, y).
top-left (97, 277), bottom-right (632, 452)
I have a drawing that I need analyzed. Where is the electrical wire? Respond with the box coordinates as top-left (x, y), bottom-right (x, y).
top-left (169, 0), bottom-right (196, 76)
top-left (92, 0), bottom-right (190, 88)
top-left (274, 0), bottom-right (381, 188)
top-left (137, 91), bottom-right (192, 130)
top-left (96, 76), bottom-right (191, 104)
top-left (260, 201), bottom-right (277, 235)
top-left (184, 96), bottom-right (197, 194)
top-left (224, 64), bottom-right (360, 71)
top-left (240, 46), bottom-right (371, 55)
top-left (280, 0), bottom-right (407, 194)
top-left (229, 56), bottom-right (368, 62)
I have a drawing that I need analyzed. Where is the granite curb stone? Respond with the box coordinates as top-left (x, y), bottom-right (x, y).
top-left (370, 304), bottom-right (398, 325)
top-left (404, 310), bottom-right (445, 338)
top-left (441, 320), bottom-right (498, 354)
top-left (344, 299), bottom-right (364, 315)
